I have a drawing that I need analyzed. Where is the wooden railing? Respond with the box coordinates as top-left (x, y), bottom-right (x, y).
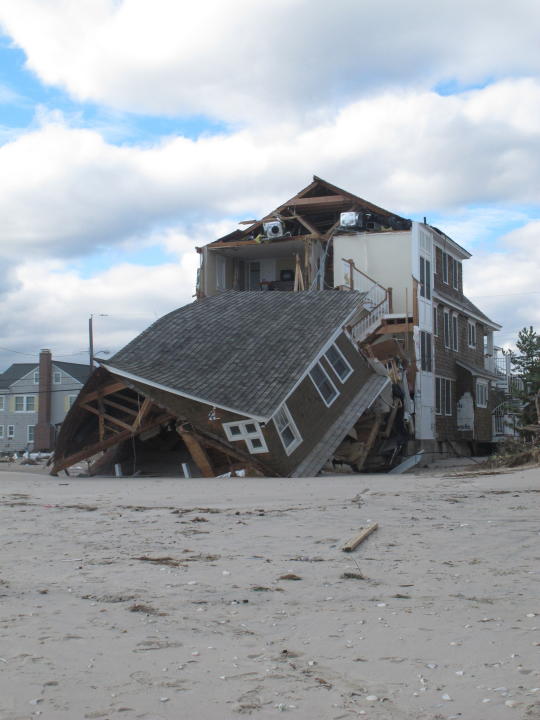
top-left (342, 258), bottom-right (391, 343)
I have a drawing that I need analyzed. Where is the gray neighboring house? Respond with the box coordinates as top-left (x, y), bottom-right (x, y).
top-left (0, 349), bottom-right (90, 453)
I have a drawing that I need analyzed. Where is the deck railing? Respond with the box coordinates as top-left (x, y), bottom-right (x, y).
top-left (343, 259), bottom-right (391, 343)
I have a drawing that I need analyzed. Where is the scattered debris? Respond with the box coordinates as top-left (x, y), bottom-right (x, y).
top-left (342, 523), bottom-right (378, 552)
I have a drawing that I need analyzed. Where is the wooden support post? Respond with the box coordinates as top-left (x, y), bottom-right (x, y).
top-left (387, 287), bottom-right (393, 313)
top-left (354, 412), bottom-right (383, 472)
top-left (132, 397), bottom-right (153, 431)
top-left (177, 426), bottom-right (215, 478)
top-left (383, 399), bottom-right (401, 438)
top-left (342, 523), bottom-right (378, 552)
top-left (98, 398), bottom-right (105, 442)
top-left (293, 253), bottom-right (305, 292)
top-left (412, 278), bottom-right (419, 326)
top-left (348, 259), bottom-right (355, 290)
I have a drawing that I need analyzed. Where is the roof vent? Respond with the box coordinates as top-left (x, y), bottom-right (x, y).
top-left (263, 220), bottom-right (285, 238)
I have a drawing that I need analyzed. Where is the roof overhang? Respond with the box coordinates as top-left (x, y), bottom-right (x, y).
top-left (456, 360), bottom-right (501, 381)
top-left (432, 291), bottom-right (501, 330)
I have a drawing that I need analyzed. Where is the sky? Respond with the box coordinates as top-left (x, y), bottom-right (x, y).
top-left (0, 0), bottom-right (539, 371)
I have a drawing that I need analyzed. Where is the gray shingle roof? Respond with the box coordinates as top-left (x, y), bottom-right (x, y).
top-left (0, 361), bottom-right (89, 389)
top-left (54, 362), bottom-right (91, 384)
top-left (104, 291), bottom-right (365, 418)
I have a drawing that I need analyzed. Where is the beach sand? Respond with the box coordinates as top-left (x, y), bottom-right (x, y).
top-left (0, 467), bottom-right (539, 719)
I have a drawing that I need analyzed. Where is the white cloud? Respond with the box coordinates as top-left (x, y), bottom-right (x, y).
top-left (1, 0), bottom-right (540, 121)
top-left (2, 80), bottom-right (540, 266)
top-left (465, 221), bottom-right (540, 347)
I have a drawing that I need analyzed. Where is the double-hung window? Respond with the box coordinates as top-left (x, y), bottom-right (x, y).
top-left (451, 313), bottom-right (459, 351)
top-left (476, 380), bottom-right (488, 408)
top-left (33, 371), bottom-right (39, 384)
top-left (420, 331), bottom-right (432, 372)
top-left (15, 395), bottom-right (35, 412)
top-left (435, 377), bottom-right (453, 416)
top-left (441, 252), bottom-right (449, 284)
top-left (310, 362), bottom-right (339, 406)
top-left (27, 425), bottom-right (35, 443)
top-left (53, 371), bottom-right (61, 384)
top-left (0, 426), bottom-right (4, 439)
top-left (324, 344), bottom-right (352, 382)
top-left (443, 310), bottom-right (450, 348)
top-left (419, 256), bottom-right (431, 299)
top-left (0, 396), bottom-right (4, 411)
top-left (223, 419), bottom-right (268, 454)
top-left (433, 305), bottom-right (438, 336)
top-left (273, 403), bottom-right (302, 455)
top-left (7, 425), bottom-right (14, 439)
top-left (468, 321), bottom-right (476, 348)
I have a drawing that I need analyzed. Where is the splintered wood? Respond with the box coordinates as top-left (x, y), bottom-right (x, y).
top-left (342, 522), bottom-right (378, 552)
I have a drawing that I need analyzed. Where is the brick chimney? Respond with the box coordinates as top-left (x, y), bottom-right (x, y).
top-left (34, 349), bottom-right (55, 450)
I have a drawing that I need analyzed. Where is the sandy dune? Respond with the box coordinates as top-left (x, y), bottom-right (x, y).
top-left (1, 468), bottom-right (539, 719)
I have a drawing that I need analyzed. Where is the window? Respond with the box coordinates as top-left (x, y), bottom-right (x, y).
top-left (420, 331), bottom-right (432, 372)
top-left (476, 380), bottom-right (488, 408)
top-left (450, 257), bottom-right (461, 290)
top-left (324, 344), bottom-right (352, 382)
top-left (7, 425), bottom-right (14, 439)
top-left (468, 321), bottom-right (476, 348)
top-left (0, 396), bottom-right (4, 411)
top-left (68, 395), bottom-right (77, 408)
top-left (273, 403), bottom-right (302, 455)
top-left (436, 377), bottom-right (453, 416)
top-left (433, 305), bottom-right (438, 336)
top-left (15, 395), bottom-right (35, 412)
top-left (34, 371), bottom-right (39, 384)
top-left (441, 251), bottom-right (448, 283)
top-left (223, 419), bottom-right (268, 454)
top-left (216, 254), bottom-right (227, 290)
top-left (443, 310), bottom-right (450, 348)
top-left (53, 371), bottom-right (61, 384)
top-left (27, 425), bottom-right (35, 443)
top-left (309, 362), bottom-right (339, 406)
top-left (451, 313), bottom-right (459, 351)
top-left (0, 426), bottom-right (3, 439)
top-left (419, 256), bottom-right (431, 299)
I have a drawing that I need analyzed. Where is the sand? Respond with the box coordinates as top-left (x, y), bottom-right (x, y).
top-left (0, 467), bottom-right (539, 720)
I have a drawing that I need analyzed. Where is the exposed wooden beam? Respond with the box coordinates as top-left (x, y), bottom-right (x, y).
top-left (78, 380), bottom-right (127, 405)
top-left (79, 403), bottom-right (135, 432)
top-left (132, 397), bottom-right (153, 431)
top-left (177, 427), bottom-right (215, 478)
top-left (375, 322), bottom-right (414, 336)
top-left (50, 413), bottom-right (175, 475)
top-left (102, 397), bottom-right (139, 417)
top-left (280, 195), bottom-right (346, 209)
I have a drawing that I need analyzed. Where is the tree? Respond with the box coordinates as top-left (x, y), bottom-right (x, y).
top-left (511, 326), bottom-right (540, 428)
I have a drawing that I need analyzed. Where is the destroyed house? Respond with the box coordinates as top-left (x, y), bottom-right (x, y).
top-left (52, 291), bottom-right (390, 477)
top-left (198, 177), bottom-right (509, 455)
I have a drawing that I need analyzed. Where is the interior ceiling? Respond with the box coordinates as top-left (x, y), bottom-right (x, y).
top-left (210, 238), bottom-right (305, 260)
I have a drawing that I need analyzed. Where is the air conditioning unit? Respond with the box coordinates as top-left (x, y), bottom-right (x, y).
top-left (339, 212), bottom-right (363, 229)
top-left (263, 220), bottom-right (285, 238)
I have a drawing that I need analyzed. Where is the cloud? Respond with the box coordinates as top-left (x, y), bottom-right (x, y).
top-left (1, 1), bottom-right (540, 122)
top-left (0, 252), bottom-right (198, 370)
top-left (465, 221), bottom-right (540, 347)
top-left (2, 80), bottom-right (540, 268)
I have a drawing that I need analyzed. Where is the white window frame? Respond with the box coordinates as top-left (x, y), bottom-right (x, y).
top-left (27, 425), bottom-right (35, 443)
top-left (33, 371), bottom-right (39, 384)
top-left (324, 343), bottom-right (353, 383)
top-left (7, 425), bottom-right (14, 439)
top-left (441, 251), bottom-right (449, 284)
top-left (223, 419), bottom-right (268, 454)
top-left (273, 403), bottom-right (302, 455)
top-left (468, 321), bottom-right (476, 348)
top-left (0, 425), bottom-right (4, 439)
top-left (451, 257), bottom-right (461, 290)
top-left (215, 254), bottom-right (227, 291)
top-left (53, 371), bottom-right (61, 384)
top-left (309, 361), bottom-right (339, 407)
top-left (443, 309), bottom-right (450, 349)
top-left (15, 395), bottom-right (36, 412)
top-left (451, 313), bottom-right (459, 352)
top-left (0, 396), bottom-right (4, 411)
top-left (476, 380), bottom-right (488, 408)
top-left (435, 377), bottom-right (453, 416)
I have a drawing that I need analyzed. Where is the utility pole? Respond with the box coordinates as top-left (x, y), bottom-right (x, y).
top-left (89, 315), bottom-right (94, 372)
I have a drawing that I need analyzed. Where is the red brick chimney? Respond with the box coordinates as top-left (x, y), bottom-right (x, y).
top-left (34, 349), bottom-right (55, 450)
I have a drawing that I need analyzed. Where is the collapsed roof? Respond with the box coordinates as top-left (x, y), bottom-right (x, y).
top-left (101, 290), bottom-right (366, 420)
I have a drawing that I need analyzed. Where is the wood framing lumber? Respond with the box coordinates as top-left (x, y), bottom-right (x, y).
top-left (285, 195), bottom-right (347, 208)
top-left (177, 427), bottom-right (215, 478)
top-left (354, 412), bottom-right (383, 471)
top-left (50, 412), bottom-right (175, 475)
top-left (342, 523), bottom-right (378, 552)
top-left (132, 397), bottom-right (153, 431)
top-left (376, 322), bottom-right (414, 335)
top-left (79, 403), bottom-right (134, 432)
top-left (186, 426), bottom-right (275, 477)
top-left (102, 397), bottom-right (139, 416)
top-left (78, 381), bottom-right (127, 406)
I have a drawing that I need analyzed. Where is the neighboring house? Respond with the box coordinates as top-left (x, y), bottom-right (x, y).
top-left (197, 176), bottom-right (512, 454)
top-left (0, 350), bottom-right (90, 453)
top-left (52, 292), bottom-right (390, 477)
